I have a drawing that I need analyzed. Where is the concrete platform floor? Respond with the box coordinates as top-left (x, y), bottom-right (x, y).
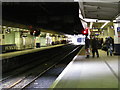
top-left (50, 48), bottom-right (119, 89)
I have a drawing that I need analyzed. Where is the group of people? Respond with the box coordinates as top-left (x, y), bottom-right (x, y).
top-left (85, 35), bottom-right (114, 58)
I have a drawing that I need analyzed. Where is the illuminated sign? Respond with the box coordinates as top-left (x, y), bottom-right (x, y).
top-left (92, 29), bottom-right (98, 31)
top-left (77, 38), bottom-right (82, 42)
top-left (95, 34), bottom-right (99, 36)
top-left (117, 27), bottom-right (120, 32)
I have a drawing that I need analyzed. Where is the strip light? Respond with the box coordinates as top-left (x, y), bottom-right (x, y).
top-left (100, 21), bottom-right (110, 29)
top-left (90, 22), bottom-right (93, 29)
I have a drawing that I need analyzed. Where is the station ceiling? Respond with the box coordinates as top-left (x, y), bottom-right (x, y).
top-left (2, 2), bottom-right (84, 35)
top-left (82, 2), bottom-right (120, 20)
top-left (79, 1), bottom-right (120, 30)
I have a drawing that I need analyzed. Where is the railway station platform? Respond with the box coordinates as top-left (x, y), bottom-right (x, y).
top-left (1, 44), bottom-right (66, 73)
top-left (50, 47), bottom-right (119, 89)
top-left (0, 44), bottom-right (65, 59)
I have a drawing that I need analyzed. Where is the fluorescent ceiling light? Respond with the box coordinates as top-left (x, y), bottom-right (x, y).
top-left (3, 26), bottom-right (7, 28)
top-left (74, 0), bottom-right (79, 2)
top-left (116, 15), bottom-right (120, 19)
top-left (113, 20), bottom-right (116, 22)
top-left (90, 22), bottom-right (93, 29)
top-left (8, 27), bottom-right (11, 28)
top-left (83, 18), bottom-right (98, 22)
top-left (79, 14), bottom-right (83, 19)
top-left (101, 21), bottom-right (110, 29)
top-left (97, 20), bottom-right (110, 22)
top-left (79, 9), bottom-right (81, 14)
top-left (83, 18), bottom-right (111, 23)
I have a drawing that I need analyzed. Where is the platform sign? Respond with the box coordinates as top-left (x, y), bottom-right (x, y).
top-left (77, 38), bottom-right (82, 42)
top-left (117, 27), bottom-right (120, 32)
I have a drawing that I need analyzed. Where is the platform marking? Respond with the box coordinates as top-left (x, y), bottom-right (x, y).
top-left (104, 60), bottom-right (119, 81)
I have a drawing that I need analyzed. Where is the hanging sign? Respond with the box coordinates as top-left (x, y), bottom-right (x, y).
top-left (117, 27), bottom-right (120, 32)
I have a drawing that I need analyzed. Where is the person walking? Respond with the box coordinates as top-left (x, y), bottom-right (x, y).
top-left (85, 36), bottom-right (90, 58)
top-left (105, 37), bottom-right (114, 56)
top-left (91, 36), bottom-right (99, 58)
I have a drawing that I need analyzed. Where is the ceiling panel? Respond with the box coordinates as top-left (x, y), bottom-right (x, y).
top-left (82, 1), bottom-right (120, 20)
top-left (83, 2), bottom-right (118, 8)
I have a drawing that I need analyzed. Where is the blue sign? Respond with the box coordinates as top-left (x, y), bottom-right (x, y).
top-left (117, 27), bottom-right (120, 32)
top-left (95, 34), bottom-right (99, 36)
top-left (77, 38), bottom-right (82, 42)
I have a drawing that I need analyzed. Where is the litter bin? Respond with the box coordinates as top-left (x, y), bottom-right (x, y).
top-left (36, 43), bottom-right (40, 48)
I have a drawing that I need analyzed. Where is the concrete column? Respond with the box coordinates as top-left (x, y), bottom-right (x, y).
top-left (15, 31), bottom-right (23, 50)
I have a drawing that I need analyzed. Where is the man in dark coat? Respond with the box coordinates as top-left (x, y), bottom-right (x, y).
top-left (85, 36), bottom-right (90, 58)
top-left (105, 37), bottom-right (114, 56)
top-left (91, 36), bottom-right (99, 58)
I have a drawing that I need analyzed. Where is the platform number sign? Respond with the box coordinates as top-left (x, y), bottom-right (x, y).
top-left (77, 38), bottom-right (82, 42)
top-left (117, 27), bottom-right (120, 32)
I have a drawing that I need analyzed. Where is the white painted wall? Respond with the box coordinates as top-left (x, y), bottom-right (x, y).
top-left (5, 31), bottom-right (15, 44)
top-left (114, 21), bottom-right (120, 44)
top-left (40, 37), bottom-right (46, 46)
top-left (23, 34), bottom-right (34, 49)
top-left (15, 31), bottom-right (23, 49)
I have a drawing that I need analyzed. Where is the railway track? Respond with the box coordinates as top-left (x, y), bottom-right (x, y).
top-left (1, 45), bottom-right (82, 89)
top-left (1, 44), bottom-right (70, 80)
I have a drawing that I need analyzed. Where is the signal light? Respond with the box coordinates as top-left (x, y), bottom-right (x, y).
top-left (30, 29), bottom-right (40, 36)
top-left (83, 30), bottom-right (87, 34)
top-left (82, 28), bottom-right (88, 35)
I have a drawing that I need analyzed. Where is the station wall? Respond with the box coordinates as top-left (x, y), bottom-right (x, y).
top-left (5, 31), bottom-right (15, 44)
top-left (40, 37), bottom-right (46, 46)
top-left (1, 21), bottom-right (67, 52)
top-left (98, 26), bottom-right (114, 42)
top-left (113, 15), bottom-right (120, 55)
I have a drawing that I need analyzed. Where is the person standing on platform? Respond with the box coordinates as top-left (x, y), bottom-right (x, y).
top-left (109, 37), bottom-right (114, 52)
top-left (91, 36), bottom-right (99, 58)
top-left (105, 37), bottom-right (114, 56)
top-left (85, 35), bottom-right (90, 58)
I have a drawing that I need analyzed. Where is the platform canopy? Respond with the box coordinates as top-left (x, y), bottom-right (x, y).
top-left (78, 0), bottom-right (120, 20)
top-left (2, 2), bottom-right (84, 35)
top-left (77, 0), bottom-right (120, 30)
